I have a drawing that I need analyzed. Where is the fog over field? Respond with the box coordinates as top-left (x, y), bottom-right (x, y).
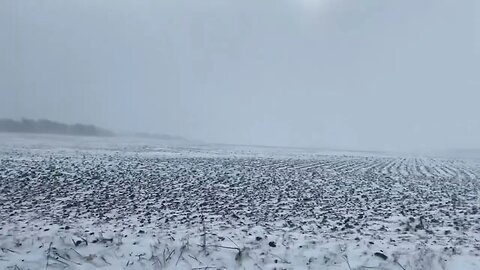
top-left (1, 0), bottom-right (479, 152)
top-left (1, 1), bottom-right (480, 270)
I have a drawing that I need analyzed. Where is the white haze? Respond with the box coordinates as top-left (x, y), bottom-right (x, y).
top-left (0, 0), bottom-right (479, 152)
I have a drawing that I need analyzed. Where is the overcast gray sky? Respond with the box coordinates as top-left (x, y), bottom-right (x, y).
top-left (1, 0), bottom-right (479, 151)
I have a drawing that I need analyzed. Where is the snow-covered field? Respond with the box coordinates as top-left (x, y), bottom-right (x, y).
top-left (1, 134), bottom-right (480, 270)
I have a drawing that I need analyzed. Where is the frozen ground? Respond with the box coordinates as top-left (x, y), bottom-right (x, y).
top-left (1, 134), bottom-right (480, 270)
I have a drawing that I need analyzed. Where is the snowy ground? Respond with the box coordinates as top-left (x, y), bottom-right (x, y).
top-left (1, 134), bottom-right (480, 270)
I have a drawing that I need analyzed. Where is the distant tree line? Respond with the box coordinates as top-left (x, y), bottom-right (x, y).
top-left (0, 118), bottom-right (114, 137)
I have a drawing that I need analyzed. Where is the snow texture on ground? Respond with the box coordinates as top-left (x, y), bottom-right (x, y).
top-left (1, 134), bottom-right (480, 269)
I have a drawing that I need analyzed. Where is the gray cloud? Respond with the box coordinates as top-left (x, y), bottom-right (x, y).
top-left (1, 0), bottom-right (479, 151)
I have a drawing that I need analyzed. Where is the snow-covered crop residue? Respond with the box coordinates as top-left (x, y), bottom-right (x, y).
top-left (1, 135), bottom-right (480, 269)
